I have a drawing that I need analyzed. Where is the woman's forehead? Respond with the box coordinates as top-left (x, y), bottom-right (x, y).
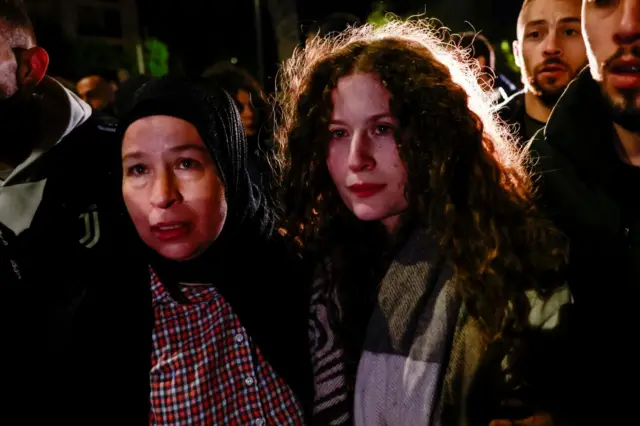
top-left (122, 115), bottom-right (206, 154)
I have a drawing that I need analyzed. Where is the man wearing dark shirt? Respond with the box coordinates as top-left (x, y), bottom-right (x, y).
top-left (498, 0), bottom-right (587, 143)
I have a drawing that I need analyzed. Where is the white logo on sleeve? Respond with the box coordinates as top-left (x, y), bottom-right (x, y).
top-left (78, 207), bottom-right (101, 249)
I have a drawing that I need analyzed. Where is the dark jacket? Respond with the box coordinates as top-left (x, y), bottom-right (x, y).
top-left (497, 90), bottom-right (527, 142)
top-left (498, 90), bottom-right (525, 126)
top-left (527, 67), bottom-right (640, 423)
top-left (0, 114), bottom-right (121, 420)
top-left (67, 229), bottom-right (314, 425)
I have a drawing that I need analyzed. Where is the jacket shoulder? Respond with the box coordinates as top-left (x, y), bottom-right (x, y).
top-left (64, 115), bottom-right (119, 155)
top-left (56, 115), bottom-right (120, 181)
top-left (496, 91), bottom-right (525, 119)
top-left (42, 115), bottom-right (122, 241)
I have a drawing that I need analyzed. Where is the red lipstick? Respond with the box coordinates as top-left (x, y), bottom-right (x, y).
top-left (347, 183), bottom-right (387, 198)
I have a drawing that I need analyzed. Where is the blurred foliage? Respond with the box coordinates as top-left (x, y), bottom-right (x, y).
top-left (366, 1), bottom-right (393, 26)
top-left (144, 37), bottom-right (169, 77)
top-left (500, 40), bottom-right (520, 73)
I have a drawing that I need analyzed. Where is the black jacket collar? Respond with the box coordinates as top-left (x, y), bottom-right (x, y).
top-left (543, 67), bottom-right (618, 184)
top-left (497, 89), bottom-right (526, 127)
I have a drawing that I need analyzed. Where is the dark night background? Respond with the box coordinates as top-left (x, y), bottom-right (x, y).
top-left (137, 0), bottom-right (522, 86)
top-left (29, 0), bottom-right (524, 90)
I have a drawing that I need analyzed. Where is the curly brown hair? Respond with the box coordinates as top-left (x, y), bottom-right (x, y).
top-left (275, 20), bottom-right (568, 377)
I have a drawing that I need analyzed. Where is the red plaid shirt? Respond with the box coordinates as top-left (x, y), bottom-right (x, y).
top-left (149, 269), bottom-right (304, 425)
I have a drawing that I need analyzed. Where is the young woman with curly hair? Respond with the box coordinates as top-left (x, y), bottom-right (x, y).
top-left (276, 20), bottom-right (572, 426)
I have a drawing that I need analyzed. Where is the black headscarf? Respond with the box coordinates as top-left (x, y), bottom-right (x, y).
top-left (117, 76), bottom-right (275, 288)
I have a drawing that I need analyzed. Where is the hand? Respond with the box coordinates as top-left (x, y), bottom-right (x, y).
top-left (489, 412), bottom-right (554, 426)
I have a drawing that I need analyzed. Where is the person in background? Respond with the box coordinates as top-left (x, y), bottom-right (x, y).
top-left (202, 61), bottom-right (278, 212)
top-left (277, 19), bottom-right (571, 426)
top-left (76, 69), bottom-right (119, 117)
top-left (499, 0), bottom-right (587, 143)
top-left (0, 0), bottom-right (119, 419)
top-left (526, 0), bottom-right (640, 422)
top-left (68, 76), bottom-right (313, 425)
top-left (117, 68), bottom-right (131, 83)
top-left (202, 62), bottom-right (266, 139)
top-left (458, 31), bottom-right (517, 103)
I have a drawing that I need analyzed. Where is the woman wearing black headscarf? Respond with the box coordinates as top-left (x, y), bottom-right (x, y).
top-left (67, 77), bottom-right (312, 425)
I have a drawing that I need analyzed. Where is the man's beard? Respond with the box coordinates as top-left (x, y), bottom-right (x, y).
top-left (605, 89), bottom-right (640, 132)
top-left (0, 91), bottom-right (38, 166)
top-left (601, 45), bottom-right (640, 133)
top-left (531, 80), bottom-right (565, 107)
top-left (527, 58), bottom-right (579, 108)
